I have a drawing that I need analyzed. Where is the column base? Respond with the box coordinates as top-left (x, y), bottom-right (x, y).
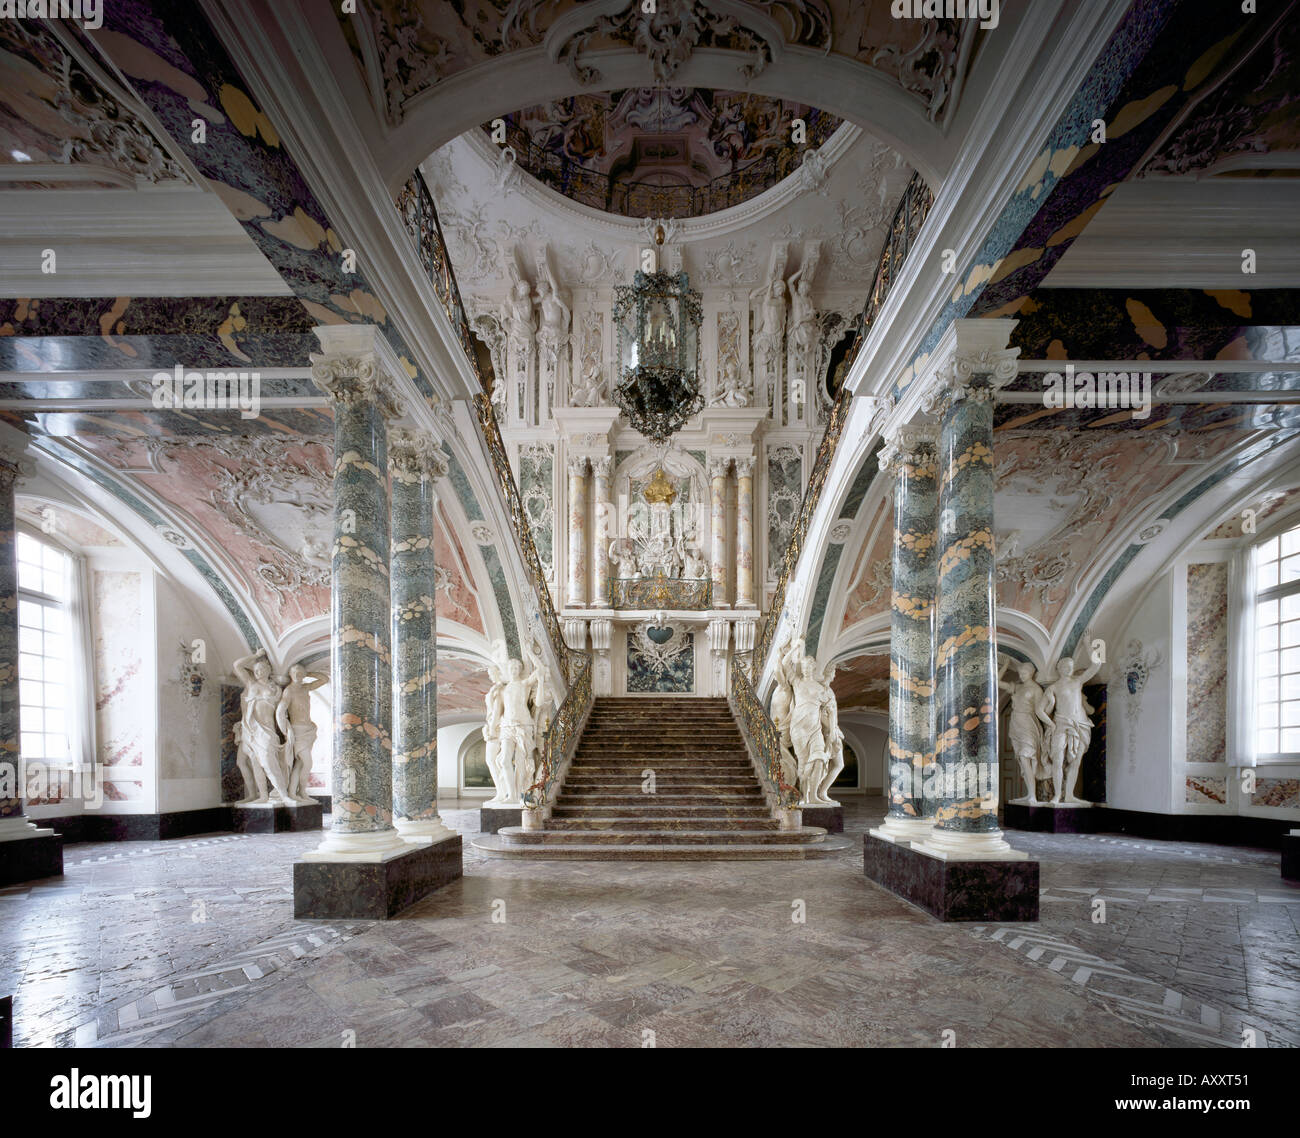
top-left (863, 833), bottom-right (1039, 922)
top-left (300, 826), bottom-right (410, 862)
top-left (869, 814), bottom-right (935, 845)
top-left (1005, 802), bottom-right (1100, 833)
top-left (914, 826), bottom-right (1027, 861)
top-left (800, 804), bottom-right (843, 833)
top-left (0, 823), bottom-right (63, 886)
top-left (1282, 830), bottom-right (1300, 883)
top-left (294, 833), bottom-right (462, 919)
top-left (231, 801), bottom-right (322, 834)
top-left (395, 817), bottom-right (458, 845)
top-left (480, 805), bottom-right (523, 834)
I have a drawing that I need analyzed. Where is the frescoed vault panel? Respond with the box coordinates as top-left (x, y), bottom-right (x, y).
top-left (436, 655), bottom-right (494, 714)
top-left (831, 652), bottom-right (890, 711)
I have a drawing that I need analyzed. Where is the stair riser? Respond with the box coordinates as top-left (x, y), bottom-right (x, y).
top-left (501, 830), bottom-right (824, 846)
top-left (546, 818), bottom-right (779, 832)
top-left (552, 807), bottom-right (771, 818)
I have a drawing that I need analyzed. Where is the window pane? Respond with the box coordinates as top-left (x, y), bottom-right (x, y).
top-left (17, 601), bottom-right (42, 628)
top-left (1259, 624), bottom-right (1279, 652)
top-left (21, 732), bottom-right (42, 758)
top-left (1284, 528), bottom-right (1300, 556)
top-left (44, 681), bottom-right (64, 708)
top-left (44, 707), bottom-right (63, 735)
top-left (1282, 674), bottom-right (1300, 701)
top-left (1282, 621), bottom-right (1300, 648)
top-left (1282, 556), bottom-right (1300, 586)
top-left (1258, 729), bottom-right (1279, 754)
top-left (1259, 599), bottom-right (1279, 626)
top-left (1281, 647), bottom-right (1300, 674)
top-left (1282, 702), bottom-right (1300, 727)
top-left (1282, 728), bottom-right (1300, 754)
top-left (44, 733), bottom-right (66, 760)
top-left (1261, 536), bottom-right (1280, 562)
top-left (1284, 594), bottom-right (1300, 621)
top-left (1258, 651), bottom-right (1279, 677)
top-left (1259, 703), bottom-right (1279, 728)
top-left (1258, 560), bottom-right (1279, 590)
top-left (1261, 676), bottom-right (1280, 703)
top-left (43, 608), bottom-right (63, 634)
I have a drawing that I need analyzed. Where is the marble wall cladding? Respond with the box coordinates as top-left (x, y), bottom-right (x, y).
top-left (1186, 774), bottom-right (1228, 805)
top-left (219, 683), bottom-right (242, 803)
top-left (766, 445), bottom-right (803, 577)
top-left (518, 444), bottom-right (554, 582)
top-left (1186, 562), bottom-right (1228, 764)
top-left (1253, 777), bottom-right (1300, 809)
top-left (92, 570), bottom-right (146, 795)
top-left (627, 631), bottom-right (695, 694)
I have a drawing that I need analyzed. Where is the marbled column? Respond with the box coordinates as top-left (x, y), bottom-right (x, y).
top-left (306, 355), bottom-right (408, 861)
top-left (709, 458), bottom-right (730, 607)
top-left (566, 455), bottom-right (588, 608)
top-left (872, 427), bottom-right (939, 845)
top-left (591, 456), bottom-right (612, 607)
top-left (0, 457), bottom-right (22, 825)
top-left (734, 457), bottom-right (756, 608)
top-left (920, 370), bottom-right (1015, 858)
top-left (389, 430), bottom-right (455, 845)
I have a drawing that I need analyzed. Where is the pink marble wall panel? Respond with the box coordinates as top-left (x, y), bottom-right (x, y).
top-left (92, 569), bottom-right (145, 794)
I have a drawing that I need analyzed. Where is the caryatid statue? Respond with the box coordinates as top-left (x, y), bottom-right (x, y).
top-left (788, 655), bottom-right (844, 807)
top-left (276, 663), bottom-right (326, 805)
top-left (1038, 654), bottom-right (1102, 805)
top-left (233, 650), bottom-right (294, 804)
top-left (482, 663), bottom-right (517, 806)
top-left (787, 267), bottom-right (818, 356)
top-left (999, 658), bottom-right (1047, 805)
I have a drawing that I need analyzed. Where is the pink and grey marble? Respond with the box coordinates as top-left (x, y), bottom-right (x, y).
top-left (1185, 562), bottom-right (1228, 764)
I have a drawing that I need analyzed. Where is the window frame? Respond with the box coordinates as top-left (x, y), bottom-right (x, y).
top-left (1250, 518), bottom-right (1300, 765)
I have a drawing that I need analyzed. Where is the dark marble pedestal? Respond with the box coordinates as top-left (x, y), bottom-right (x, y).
top-left (480, 805), bottom-right (522, 834)
top-left (294, 833), bottom-right (462, 919)
top-left (1282, 832), bottom-right (1299, 882)
top-left (0, 827), bottom-right (63, 886)
top-left (800, 805), bottom-right (844, 833)
top-left (863, 834), bottom-right (1039, 922)
top-left (231, 801), bottom-right (322, 833)
top-left (1004, 802), bottom-right (1099, 834)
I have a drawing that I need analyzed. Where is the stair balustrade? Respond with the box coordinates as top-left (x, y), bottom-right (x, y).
top-left (729, 654), bottom-right (801, 810)
top-left (522, 651), bottom-right (593, 815)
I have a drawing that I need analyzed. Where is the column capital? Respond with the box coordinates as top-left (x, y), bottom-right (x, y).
top-left (734, 456), bottom-right (755, 479)
top-left (592, 455), bottom-right (613, 480)
top-left (310, 323), bottom-right (408, 420)
top-left (566, 454), bottom-right (590, 478)
top-left (388, 429), bottom-right (449, 481)
top-left (879, 423), bottom-right (939, 474)
top-left (708, 457), bottom-right (731, 481)
top-left (919, 318), bottom-right (1020, 418)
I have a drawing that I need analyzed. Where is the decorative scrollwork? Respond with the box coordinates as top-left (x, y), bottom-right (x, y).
top-left (523, 652), bottom-right (593, 809)
top-left (610, 576), bottom-right (711, 610)
top-left (730, 654), bottom-right (801, 809)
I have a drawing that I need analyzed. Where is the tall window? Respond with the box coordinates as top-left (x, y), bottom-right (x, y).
top-left (17, 532), bottom-right (72, 767)
top-left (1253, 523), bottom-right (1300, 761)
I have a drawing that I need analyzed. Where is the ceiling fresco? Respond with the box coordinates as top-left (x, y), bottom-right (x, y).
top-left (488, 89), bottom-right (840, 218)
top-left (830, 650), bottom-right (890, 712)
top-left (435, 653), bottom-right (494, 713)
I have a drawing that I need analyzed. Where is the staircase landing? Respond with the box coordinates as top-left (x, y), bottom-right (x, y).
top-left (472, 697), bottom-right (839, 861)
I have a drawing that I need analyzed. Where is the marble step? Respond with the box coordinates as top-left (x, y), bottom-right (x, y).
top-left (558, 794), bottom-right (766, 807)
top-left (499, 827), bottom-right (826, 846)
top-left (562, 780), bottom-right (759, 791)
top-left (552, 803), bottom-right (771, 818)
top-left (574, 748), bottom-right (749, 757)
top-left (546, 816), bottom-right (780, 832)
top-left (471, 836), bottom-right (835, 861)
top-left (570, 756), bottom-right (752, 765)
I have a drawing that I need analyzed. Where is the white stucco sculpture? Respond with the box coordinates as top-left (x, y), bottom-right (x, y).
top-left (771, 635), bottom-right (843, 806)
top-left (750, 274), bottom-right (786, 371)
top-left (482, 663), bottom-right (517, 806)
top-left (276, 663), bottom-right (325, 805)
top-left (999, 658), bottom-right (1047, 805)
top-left (534, 264), bottom-right (570, 367)
top-left (712, 359), bottom-right (750, 408)
top-left (506, 264), bottom-right (535, 348)
top-left (501, 654), bottom-right (544, 802)
top-left (787, 267), bottom-right (818, 356)
top-left (233, 650), bottom-right (295, 805)
top-left (1038, 654), bottom-right (1102, 805)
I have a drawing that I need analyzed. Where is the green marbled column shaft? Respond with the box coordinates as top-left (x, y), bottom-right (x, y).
top-left (331, 400), bottom-right (395, 835)
top-left (887, 446), bottom-right (937, 822)
top-left (391, 463), bottom-right (438, 825)
top-left (0, 469), bottom-right (20, 819)
top-left (933, 388), bottom-right (999, 834)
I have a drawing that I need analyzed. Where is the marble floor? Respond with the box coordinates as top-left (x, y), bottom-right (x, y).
top-left (2, 800), bottom-right (1296, 1048)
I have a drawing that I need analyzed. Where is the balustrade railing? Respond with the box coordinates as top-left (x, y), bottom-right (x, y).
top-left (522, 651), bottom-right (593, 810)
top-left (395, 168), bottom-right (571, 674)
top-left (729, 654), bottom-right (801, 809)
top-left (752, 171), bottom-right (934, 677)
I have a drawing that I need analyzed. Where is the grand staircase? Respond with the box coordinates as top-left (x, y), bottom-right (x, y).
top-left (475, 696), bottom-right (832, 860)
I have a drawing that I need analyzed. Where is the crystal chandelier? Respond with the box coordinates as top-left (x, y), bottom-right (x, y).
top-left (612, 267), bottom-right (703, 445)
